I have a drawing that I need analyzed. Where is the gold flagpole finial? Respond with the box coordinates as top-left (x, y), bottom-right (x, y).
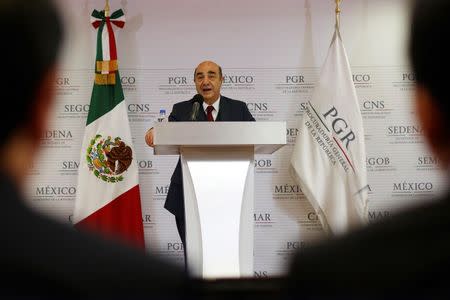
top-left (104, 0), bottom-right (110, 17)
top-left (335, 0), bottom-right (341, 28)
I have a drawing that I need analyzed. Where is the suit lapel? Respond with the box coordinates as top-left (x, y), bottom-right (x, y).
top-left (194, 103), bottom-right (207, 121)
top-left (216, 96), bottom-right (230, 121)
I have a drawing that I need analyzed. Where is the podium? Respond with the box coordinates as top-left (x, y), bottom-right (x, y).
top-left (153, 122), bottom-right (286, 279)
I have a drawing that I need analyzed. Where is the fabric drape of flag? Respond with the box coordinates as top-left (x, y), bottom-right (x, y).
top-left (290, 25), bottom-right (369, 235)
top-left (73, 9), bottom-right (145, 249)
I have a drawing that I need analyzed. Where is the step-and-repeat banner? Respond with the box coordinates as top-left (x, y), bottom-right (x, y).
top-left (24, 0), bottom-right (447, 276)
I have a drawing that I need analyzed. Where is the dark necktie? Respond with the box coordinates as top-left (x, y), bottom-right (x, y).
top-left (206, 105), bottom-right (214, 121)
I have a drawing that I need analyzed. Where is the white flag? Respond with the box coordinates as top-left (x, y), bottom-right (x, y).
top-left (290, 26), bottom-right (369, 235)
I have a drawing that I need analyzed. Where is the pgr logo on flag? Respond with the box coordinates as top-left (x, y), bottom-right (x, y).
top-left (290, 25), bottom-right (369, 236)
top-left (304, 102), bottom-right (358, 173)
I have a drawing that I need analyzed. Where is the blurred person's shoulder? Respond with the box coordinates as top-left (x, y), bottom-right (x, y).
top-left (0, 175), bottom-right (187, 298)
top-left (285, 192), bottom-right (450, 298)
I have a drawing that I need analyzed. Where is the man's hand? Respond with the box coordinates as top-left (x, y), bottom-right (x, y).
top-left (145, 128), bottom-right (154, 147)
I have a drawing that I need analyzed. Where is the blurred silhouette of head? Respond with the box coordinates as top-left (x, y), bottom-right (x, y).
top-left (410, 0), bottom-right (450, 170)
top-left (0, 0), bottom-right (62, 143)
top-left (0, 0), bottom-right (62, 184)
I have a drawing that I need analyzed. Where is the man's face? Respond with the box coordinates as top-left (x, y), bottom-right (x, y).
top-left (194, 61), bottom-right (223, 104)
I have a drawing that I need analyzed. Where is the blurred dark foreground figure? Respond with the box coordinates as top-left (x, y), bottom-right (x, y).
top-left (284, 0), bottom-right (450, 299)
top-left (0, 0), bottom-right (187, 298)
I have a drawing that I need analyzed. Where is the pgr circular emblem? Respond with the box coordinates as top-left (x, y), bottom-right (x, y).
top-left (86, 134), bottom-right (133, 183)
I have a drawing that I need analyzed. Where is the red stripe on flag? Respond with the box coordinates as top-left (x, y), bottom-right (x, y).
top-left (75, 185), bottom-right (145, 250)
top-left (111, 20), bottom-right (125, 28)
top-left (92, 20), bottom-right (102, 29)
top-left (333, 136), bottom-right (356, 173)
top-left (105, 17), bottom-right (118, 60)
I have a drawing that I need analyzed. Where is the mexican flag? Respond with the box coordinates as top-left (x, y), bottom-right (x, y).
top-left (73, 9), bottom-right (145, 249)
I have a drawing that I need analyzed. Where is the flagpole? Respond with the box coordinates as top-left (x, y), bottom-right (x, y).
top-left (104, 0), bottom-right (110, 17)
top-left (335, 0), bottom-right (341, 29)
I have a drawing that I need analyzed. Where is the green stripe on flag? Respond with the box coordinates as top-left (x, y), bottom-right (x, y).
top-left (87, 18), bottom-right (124, 126)
top-left (86, 71), bottom-right (124, 125)
top-left (96, 22), bottom-right (104, 61)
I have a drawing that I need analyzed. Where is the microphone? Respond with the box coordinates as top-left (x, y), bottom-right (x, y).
top-left (190, 94), bottom-right (203, 121)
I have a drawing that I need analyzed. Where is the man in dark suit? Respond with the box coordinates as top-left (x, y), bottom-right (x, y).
top-left (145, 61), bottom-right (255, 250)
top-left (1, 1), bottom-right (186, 298)
top-left (284, 0), bottom-right (450, 298)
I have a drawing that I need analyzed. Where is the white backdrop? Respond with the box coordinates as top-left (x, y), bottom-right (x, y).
top-left (25, 0), bottom-right (447, 277)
